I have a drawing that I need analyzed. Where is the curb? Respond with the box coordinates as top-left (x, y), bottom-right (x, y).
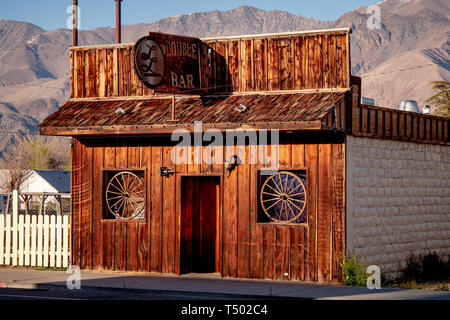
top-left (0, 281), bottom-right (38, 290)
top-left (0, 280), bottom-right (304, 299)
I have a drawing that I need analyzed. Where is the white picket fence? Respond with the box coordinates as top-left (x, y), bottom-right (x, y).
top-left (0, 190), bottom-right (70, 268)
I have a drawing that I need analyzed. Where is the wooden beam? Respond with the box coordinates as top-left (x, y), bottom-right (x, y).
top-left (40, 120), bottom-right (324, 137)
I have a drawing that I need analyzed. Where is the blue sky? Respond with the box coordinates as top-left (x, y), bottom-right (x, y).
top-left (0, 0), bottom-right (377, 31)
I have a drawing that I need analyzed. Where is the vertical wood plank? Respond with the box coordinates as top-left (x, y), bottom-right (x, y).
top-left (315, 35), bottom-right (323, 89)
top-left (24, 209), bottom-right (30, 266)
top-left (80, 145), bottom-right (93, 269)
top-left (263, 226), bottom-right (276, 279)
top-left (112, 48), bottom-right (119, 97)
top-left (213, 41), bottom-right (227, 92)
top-left (399, 113), bottom-right (405, 139)
top-left (369, 109), bottom-right (377, 136)
top-left (361, 107), bottom-right (369, 135)
top-left (84, 49), bottom-right (91, 98)
top-left (377, 110), bottom-right (384, 138)
top-left (254, 39), bottom-right (266, 91)
top-left (317, 144), bottom-right (332, 282)
top-left (331, 144), bottom-right (345, 282)
top-left (18, 213), bottom-right (24, 266)
top-left (250, 143), bottom-right (263, 278)
top-left (126, 222), bottom-right (138, 271)
top-left (304, 144), bottom-right (318, 281)
top-left (56, 213), bottom-right (62, 268)
top-left (49, 214), bottom-right (56, 267)
top-left (237, 145), bottom-right (250, 278)
top-left (293, 38), bottom-right (302, 89)
top-left (290, 143), bottom-right (305, 281)
top-left (336, 35), bottom-right (344, 88)
top-left (43, 214), bottom-right (49, 267)
top-left (392, 112), bottom-right (399, 138)
top-left (406, 114), bottom-right (412, 138)
top-left (150, 146), bottom-right (163, 272)
top-left (303, 36), bottom-right (309, 89)
top-left (11, 192), bottom-right (18, 266)
top-left (223, 144), bottom-right (238, 277)
top-left (63, 215), bottom-right (69, 268)
top-left (70, 50), bottom-right (74, 98)
top-left (280, 38), bottom-right (293, 90)
top-left (228, 41), bottom-right (240, 92)
top-left (329, 34), bottom-right (337, 88)
top-left (97, 49), bottom-right (107, 98)
top-left (138, 146), bottom-right (150, 272)
top-left (102, 221), bottom-right (114, 270)
top-left (92, 145), bottom-right (104, 269)
top-left (129, 46), bottom-right (140, 96)
top-left (31, 215), bottom-right (37, 266)
top-left (162, 146), bottom-right (176, 273)
top-left (241, 39), bottom-right (254, 92)
top-left (268, 38), bottom-right (280, 91)
top-left (114, 221), bottom-right (126, 271)
top-left (322, 34), bottom-right (330, 89)
top-left (106, 48), bottom-right (114, 97)
top-left (37, 212), bottom-right (43, 266)
top-left (385, 111), bottom-right (392, 138)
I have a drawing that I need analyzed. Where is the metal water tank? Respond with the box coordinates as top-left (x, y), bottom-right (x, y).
top-left (399, 100), bottom-right (420, 113)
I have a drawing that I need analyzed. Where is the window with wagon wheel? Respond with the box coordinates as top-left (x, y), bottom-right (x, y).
top-left (258, 170), bottom-right (307, 224)
top-left (103, 170), bottom-right (146, 221)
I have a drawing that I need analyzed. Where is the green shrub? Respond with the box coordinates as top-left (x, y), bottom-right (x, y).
top-left (339, 255), bottom-right (368, 287)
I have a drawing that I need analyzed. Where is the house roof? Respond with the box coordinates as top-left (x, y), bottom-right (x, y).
top-left (39, 91), bottom-right (347, 136)
top-left (27, 170), bottom-right (70, 193)
top-left (0, 169), bottom-right (70, 193)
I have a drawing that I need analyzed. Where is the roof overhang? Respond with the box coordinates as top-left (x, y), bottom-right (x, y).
top-left (39, 90), bottom-right (348, 137)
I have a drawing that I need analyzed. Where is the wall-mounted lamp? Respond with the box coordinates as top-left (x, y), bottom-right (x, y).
top-left (225, 155), bottom-right (241, 172)
top-left (159, 167), bottom-right (176, 177)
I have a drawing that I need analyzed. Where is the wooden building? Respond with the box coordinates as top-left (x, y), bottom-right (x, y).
top-left (40, 28), bottom-right (450, 282)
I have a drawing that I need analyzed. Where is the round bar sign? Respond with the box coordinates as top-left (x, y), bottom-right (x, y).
top-left (134, 37), bottom-right (165, 87)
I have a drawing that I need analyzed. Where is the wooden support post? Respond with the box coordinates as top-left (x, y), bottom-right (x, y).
top-left (115, 0), bottom-right (122, 44)
top-left (73, 0), bottom-right (78, 47)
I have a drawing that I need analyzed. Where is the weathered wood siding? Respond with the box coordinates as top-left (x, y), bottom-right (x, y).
top-left (352, 104), bottom-right (450, 146)
top-left (71, 134), bottom-right (346, 282)
top-left (70, 30), bottom-right (351, 99)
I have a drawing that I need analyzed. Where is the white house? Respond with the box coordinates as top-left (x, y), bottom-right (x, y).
top-left (0, 169), bottom-right (70, 193)
top-left (19, 170), bottom-right (70, 194)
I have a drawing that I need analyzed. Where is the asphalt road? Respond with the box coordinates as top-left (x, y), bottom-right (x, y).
top-left (0, 287), bottom-right (288, 300)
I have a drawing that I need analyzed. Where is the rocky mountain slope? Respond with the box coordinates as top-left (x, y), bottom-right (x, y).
top-left (0, 0), bottom-right (448, 156)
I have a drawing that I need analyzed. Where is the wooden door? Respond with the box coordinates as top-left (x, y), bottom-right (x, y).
top-left (181, 176), bottom-right (219, 274)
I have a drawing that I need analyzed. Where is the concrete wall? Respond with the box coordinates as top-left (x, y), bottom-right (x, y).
top-left (346, 136), bottom-right (450, 279)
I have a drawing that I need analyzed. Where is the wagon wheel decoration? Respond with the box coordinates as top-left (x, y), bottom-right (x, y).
top-left (260, 171), bottom-right (307, 223)
top-left (106, 171), bottom-right (145, 220)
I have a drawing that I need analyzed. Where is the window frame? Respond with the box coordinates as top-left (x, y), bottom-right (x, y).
top-left (255, 166), bottom-right (309, 227)
top-left (101, 168), bottom-right (148, 222)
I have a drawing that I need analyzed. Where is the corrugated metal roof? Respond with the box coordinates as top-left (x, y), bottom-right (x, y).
top-left (39, 91), bottom-right (346, 136)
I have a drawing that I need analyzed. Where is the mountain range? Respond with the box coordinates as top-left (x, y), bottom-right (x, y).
top-left (0, 0), bottom-right (449, 156)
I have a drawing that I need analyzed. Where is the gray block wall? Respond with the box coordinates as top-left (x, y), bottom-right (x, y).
top-left (346, 135), bottom-right (450, 280)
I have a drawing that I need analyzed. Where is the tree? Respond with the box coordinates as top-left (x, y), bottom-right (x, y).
top-left (426, 80), bottom-right (450, 118)
top-left (0, 135), bottom-right (70, 192)
top-left (0, 137), bottom-right (30, 192)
